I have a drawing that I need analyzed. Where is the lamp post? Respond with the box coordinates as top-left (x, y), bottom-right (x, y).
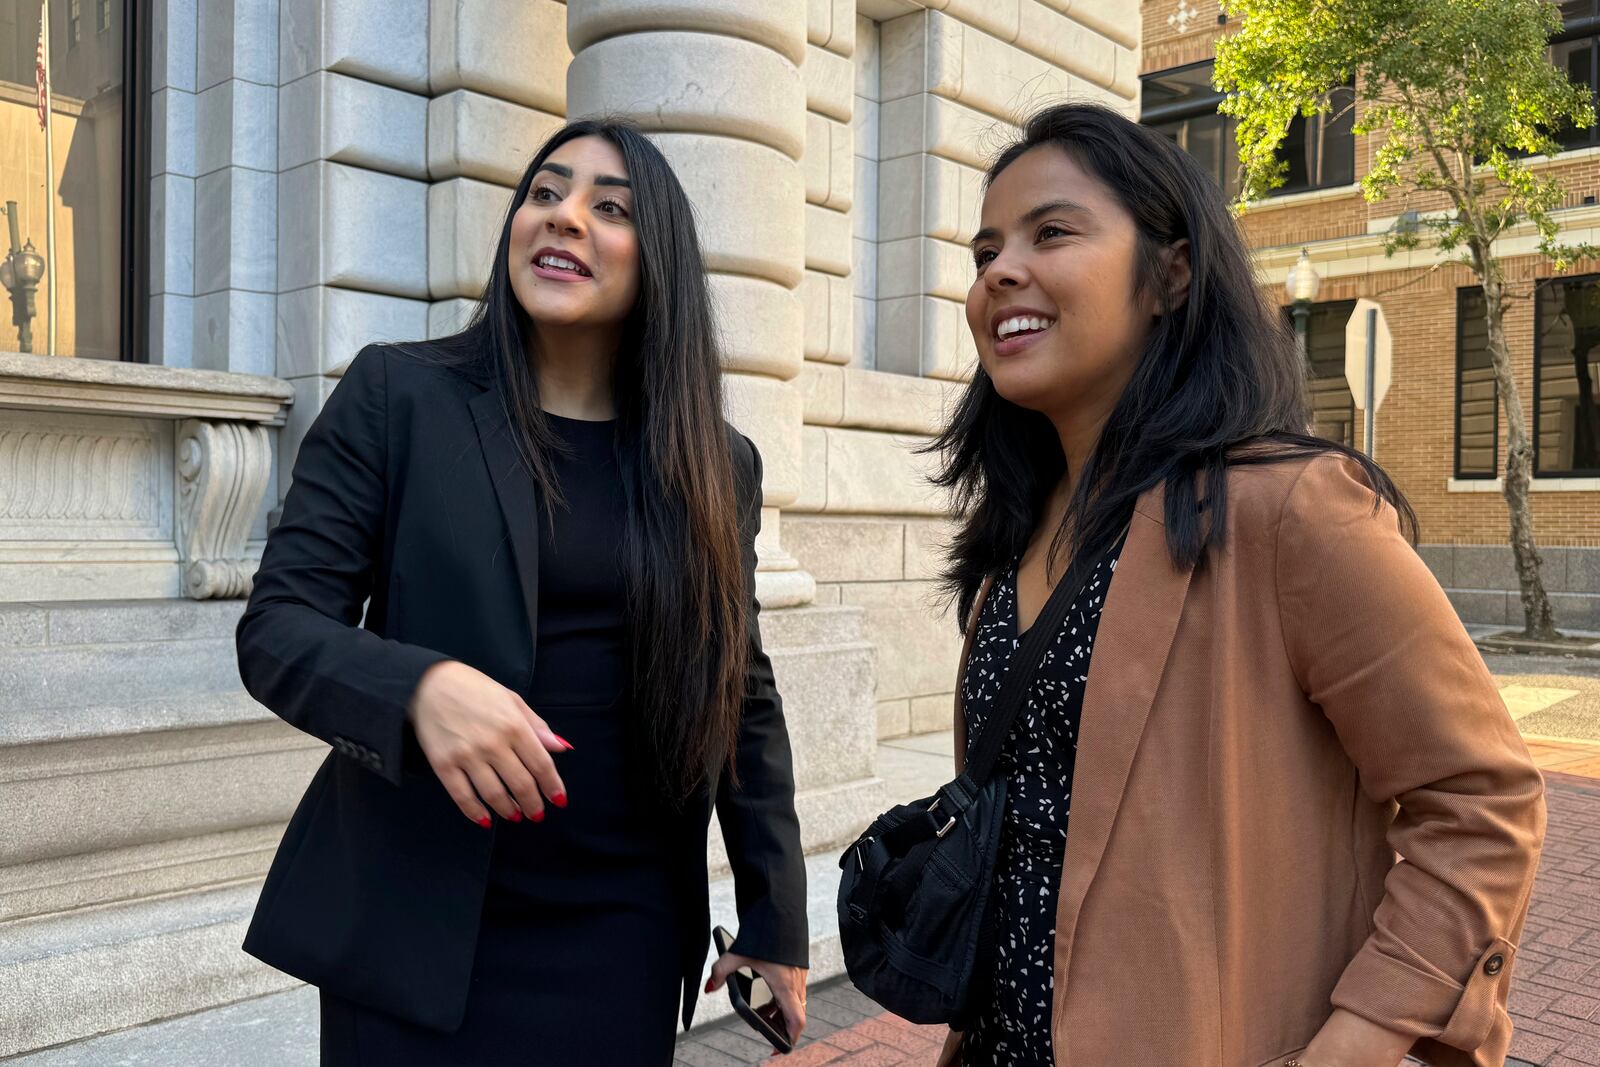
top-left (0, 201), bottom-right (46, 355)
top-left (1285, 247), bottom-right (1322, 363)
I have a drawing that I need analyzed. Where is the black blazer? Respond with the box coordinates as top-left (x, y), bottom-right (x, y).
top-left (237, 343), bottom-right (807, 1032)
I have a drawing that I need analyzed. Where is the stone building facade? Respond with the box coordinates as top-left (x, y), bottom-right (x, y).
top-left (1145, 0), bottom-right (1600, 630)
top-left (0, 0), bottom-right (1138, 1054)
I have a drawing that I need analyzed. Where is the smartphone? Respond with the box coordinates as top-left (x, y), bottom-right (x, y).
top-left (711, 924), bottom-right (793, 1054)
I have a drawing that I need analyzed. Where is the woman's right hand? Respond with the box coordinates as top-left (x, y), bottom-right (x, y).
top-left (408, 660), bottom-right (572, 826)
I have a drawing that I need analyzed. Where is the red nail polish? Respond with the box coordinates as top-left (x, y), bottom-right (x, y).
top-left (530, 808), bottom-right (545, 823)
top-left (476, 815), bottom-right (491, 828)
top-left (509, 809), bottom-right (523, 823)
top-left (554, 734), bottom-right (575, 751)
top-left (704, 979), bottom-right (715, 994)
top-left (551, 792), bottom-right (567, 809)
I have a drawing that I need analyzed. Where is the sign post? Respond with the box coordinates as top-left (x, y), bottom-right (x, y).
top-left (1344, 298), bottom-right (1392, 456)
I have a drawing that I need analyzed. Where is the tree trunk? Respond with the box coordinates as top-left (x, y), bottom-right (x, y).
top-left (1481, 275), bottom-right (1561, 641)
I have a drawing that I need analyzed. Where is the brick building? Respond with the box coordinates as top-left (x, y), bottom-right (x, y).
top-left (1145, 0), bottom-right (1600, 629)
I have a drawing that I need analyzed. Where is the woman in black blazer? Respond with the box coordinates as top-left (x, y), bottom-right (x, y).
top-left (237, 120), bottom-right (809, 1064)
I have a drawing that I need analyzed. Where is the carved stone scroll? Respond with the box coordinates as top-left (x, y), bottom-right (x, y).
top-left (176, 420), bottom-right (271, 599)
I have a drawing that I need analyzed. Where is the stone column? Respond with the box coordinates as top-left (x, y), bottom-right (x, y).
top-left (566, 0), bottom-right (815, 608)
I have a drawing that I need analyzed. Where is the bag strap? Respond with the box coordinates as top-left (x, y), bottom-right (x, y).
top-left (962, 533), bottom-right (1123, 788)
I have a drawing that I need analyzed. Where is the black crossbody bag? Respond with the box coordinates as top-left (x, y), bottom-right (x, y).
top-left (836, 546), bottom-right (1109, 1026)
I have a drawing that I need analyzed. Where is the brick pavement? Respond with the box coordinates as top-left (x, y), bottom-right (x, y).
top-left (680, 742), bottom-right (1600, 1067)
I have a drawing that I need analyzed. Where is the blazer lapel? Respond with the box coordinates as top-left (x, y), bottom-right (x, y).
top-left (468, 387), bottom-right (541, 654)
top-left (1052, 484), bottom-right (1194, 989)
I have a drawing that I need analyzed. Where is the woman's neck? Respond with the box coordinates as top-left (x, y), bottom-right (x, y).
top-left (1049, 409), bottom-right (1110, 501)
top-left (529, 321), bottom-right (617, 420)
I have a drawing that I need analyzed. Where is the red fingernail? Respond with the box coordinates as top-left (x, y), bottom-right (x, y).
top-left (704, 979), bottom-right (715, 994)
top-left (554, 734), bottom-right (575, 751)
top-left (476, 816), bottom-right (491, 828)
top-left (509, 809), bottom-right (523, 823)
top-left (530, 808), bottom-right (545, 823)
top-left (551, 792), bottom-right (567, 809)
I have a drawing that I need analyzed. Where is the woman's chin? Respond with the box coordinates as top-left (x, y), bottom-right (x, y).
top-left (519, 300), bottom-right (604, 330)
top-left (985, 368), bottom-right (1056, 416)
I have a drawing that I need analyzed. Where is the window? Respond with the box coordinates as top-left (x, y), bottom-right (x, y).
top-left (1553, 2), bottom-right (1600, 150)
top-left (1142, 62), bottom-right (1241, 200)
top-left (96, 0), bottom-right (109, 34)
top-left (1142, 62), bottom-right (1355, 198)
top-left (1456, 288), bottom-right (1500, 478)
top-left (1284, 300), bottom-right (1358, 447)
top-left (1534, 276), bottom-right (1600, 476)
top-left (67, 0), bottom-right (78, 46)
top-left (0, 0), bottom-right (145, 359)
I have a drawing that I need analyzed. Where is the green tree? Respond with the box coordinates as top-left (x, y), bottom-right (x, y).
top-left (1215, 0), bottom-right (1595, 641)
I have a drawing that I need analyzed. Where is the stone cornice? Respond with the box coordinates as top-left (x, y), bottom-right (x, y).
top-left (1251, 203), bottom-right (1600, 285)
top-left (0, 353), bottom-right (294, 425)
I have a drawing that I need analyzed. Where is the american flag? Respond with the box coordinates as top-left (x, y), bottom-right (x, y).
top-left (35, 1), bottom-right (49, 131)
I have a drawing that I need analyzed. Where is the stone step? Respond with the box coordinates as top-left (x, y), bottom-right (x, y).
top-left (756, 603), bottom-right (867, 649)
top-left (0, 601), bottom-right (868, 654)
top-left (0, 638), bottom-right (242, 717)
top-left (4, 854), bottom-right (850, 1064)
top-left (0, 600), bottom-right (247, 649)
top-left (0, 601), bottom-right (867, 720)
top-left (0, 882), bottom-right (299, 1059)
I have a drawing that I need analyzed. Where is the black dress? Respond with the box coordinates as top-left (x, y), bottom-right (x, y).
top-left (320, 413), bottom-right (682, 1065)
top-left (959, 550), bottom-right (1119, 1067)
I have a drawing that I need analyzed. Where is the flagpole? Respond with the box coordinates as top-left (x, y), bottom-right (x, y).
top-left (40, 0), bottom-right (57, 356)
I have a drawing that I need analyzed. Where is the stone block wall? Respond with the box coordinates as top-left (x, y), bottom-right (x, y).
top-left (783, 0), bottom-right (1140, 736)
top-left (133, 0), bottom-right (1148, 755)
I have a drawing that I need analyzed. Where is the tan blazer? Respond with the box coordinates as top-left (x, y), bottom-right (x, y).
top-left (940, 454), bottom-right (1545, 1067)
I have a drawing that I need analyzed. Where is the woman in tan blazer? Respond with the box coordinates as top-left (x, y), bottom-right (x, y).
top-left (927, 103), bottom-right (1545, 1067)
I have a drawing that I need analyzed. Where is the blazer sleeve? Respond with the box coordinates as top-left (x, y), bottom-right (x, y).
top-left (717, 434), bottom-right (810, 969)
top-left (236, 346), bottom-right (452, 787)
top-left (1275, 455), bottom-right (1545, 1056)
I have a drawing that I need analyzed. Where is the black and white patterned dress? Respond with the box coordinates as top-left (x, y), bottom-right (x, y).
top-left (959, 549), bottom-right (1119, 1067)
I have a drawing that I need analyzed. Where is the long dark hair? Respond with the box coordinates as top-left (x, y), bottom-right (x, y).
top-left (421, 120), bottom-right (744, 805)
top-left (930, 103), bottom-right (1415, 623)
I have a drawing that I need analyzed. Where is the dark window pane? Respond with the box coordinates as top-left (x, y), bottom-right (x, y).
top-left (1307, 301), bottom-right (1357, 447)
top-left (1322, 88), bottom-right (1356, 186)
top-left (1562, 1), bottom-right (1597, 24)
top-left (1534, 278), bottom-right (1600, 475)
top-left (1282, 301), bottom-right (1358, 447)
top-left (1457, 288), bottom-right (1499, 478)
top-left (1144, 64), bottom-right (1353, 197)
top-left (1140, 62), bottom-right (1218, 114)
top-left (1552, 38), bottom-right (1598, 148)
top-left (1280, 114), bottom-right (1311, 193)
top-left (1186, 113), bottom-right (1226, 185)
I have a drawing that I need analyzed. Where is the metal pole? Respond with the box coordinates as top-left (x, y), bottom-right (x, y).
top-left (1364, 306), bottom-right (1377, 457)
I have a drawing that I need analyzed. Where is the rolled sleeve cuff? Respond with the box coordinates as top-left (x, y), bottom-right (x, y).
top-left (1331, 936), bottom-right (1516, 1052)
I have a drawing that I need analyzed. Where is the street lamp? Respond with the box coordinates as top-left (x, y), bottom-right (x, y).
top-left (1285, 247), bottom-right (1322, 363)
top-left (0, 201), bottom-right (46, 355)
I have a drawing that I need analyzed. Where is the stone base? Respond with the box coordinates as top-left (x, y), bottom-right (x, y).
top-left (0, 883), bottom-right (298, 1058)
top-left (0, 598), bottom-right (885, 1059)
top-left (1422, 544), bottom-right (1600, 630)
top-left (6, 851), bottom-right (855, 1065)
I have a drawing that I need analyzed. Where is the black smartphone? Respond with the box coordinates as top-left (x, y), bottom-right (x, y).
top-left (711, 924), bottom-right (793, 1054)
